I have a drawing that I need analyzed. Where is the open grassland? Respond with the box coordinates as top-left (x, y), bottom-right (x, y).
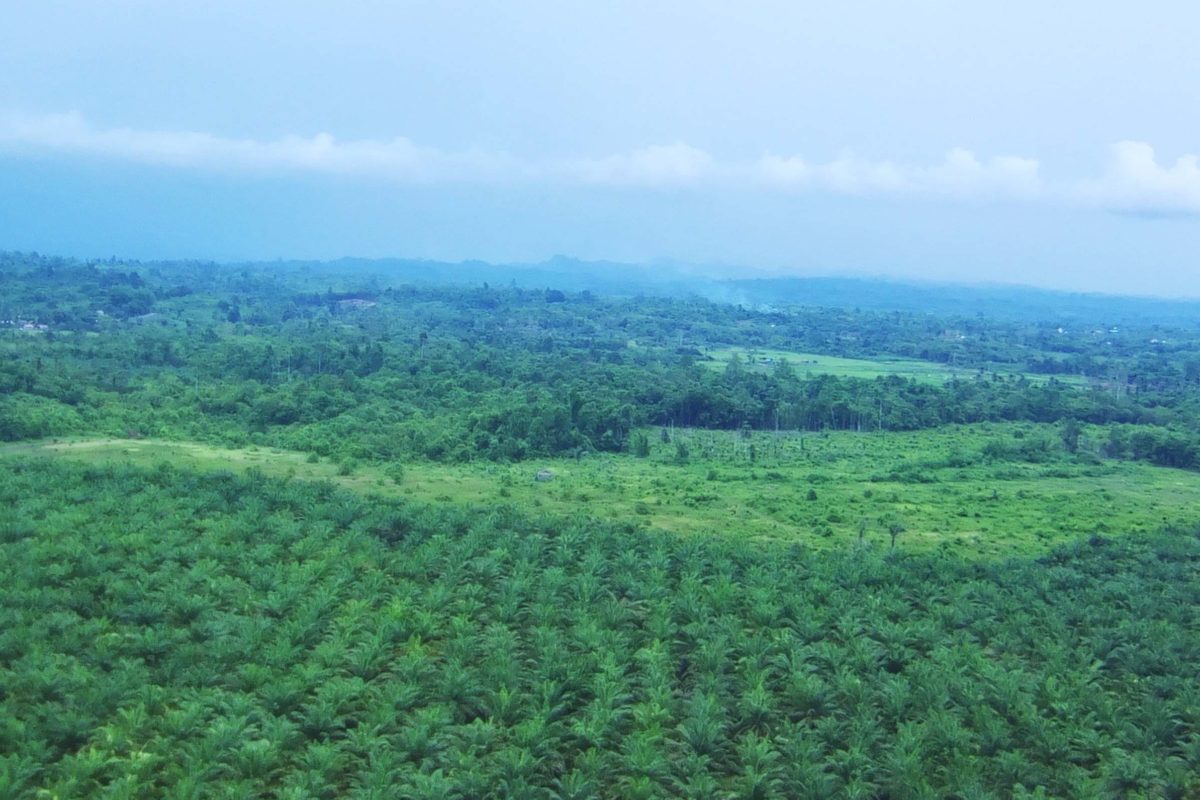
top-left (702, 345), bottom-right (1088, 386)
top-left (5, 422), bottom-right (1195, 558)
top-left (702, 346), bottom-right (969, 382)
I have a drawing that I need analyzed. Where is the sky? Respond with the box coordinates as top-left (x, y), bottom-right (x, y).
top-left (1, 1), bottom-right (1198, 296)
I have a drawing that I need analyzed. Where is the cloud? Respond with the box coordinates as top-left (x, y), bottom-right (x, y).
top-left (1075, 141), bottom-right (1200, 215)
top-left (757, 147), bottom-right (1041, 198)
top-left (0, 111), bottom-right (515, 182)
top-left (1, 112), bottom-right (1196, 215)
top-left (560, 142), bottom-right (716, 187)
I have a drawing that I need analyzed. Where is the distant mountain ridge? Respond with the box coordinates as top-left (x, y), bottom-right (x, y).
top-left (715, 276), bottom-right (1200, 325)
top-left (272, 255), bottom-right (1200, 326)
top-left (5, 249), bottom-right (1197, 325)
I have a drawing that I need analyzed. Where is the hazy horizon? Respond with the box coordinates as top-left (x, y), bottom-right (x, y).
top-left (2, 2), bottom-right (1198, 296)
top-left (16, 248), bottom-right (1200, 305)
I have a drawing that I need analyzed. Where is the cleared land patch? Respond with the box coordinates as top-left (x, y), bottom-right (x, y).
top-left (702, 346), bottom-right (1087, 386)
top-left (5, 422), bottom-right (1195, 558)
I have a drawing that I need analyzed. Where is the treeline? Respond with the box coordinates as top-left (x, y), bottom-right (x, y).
top-left (0, 370), bottom-right (1187, 464)
top-left (4, 254), bottom-right (1200, 463)
top-left (3, 335), bottom-right (1198, 464)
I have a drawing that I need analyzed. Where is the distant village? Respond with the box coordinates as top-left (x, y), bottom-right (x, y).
top-left (1, 318), bottom-right (49, 332)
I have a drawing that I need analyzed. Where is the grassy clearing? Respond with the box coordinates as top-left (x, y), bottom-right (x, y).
top-left (703, 346), bottom-right (968, 382)
top-left (702, 345), bottom-right (1087, 386)
top-left (5, 422), bottom-right (1196, 558)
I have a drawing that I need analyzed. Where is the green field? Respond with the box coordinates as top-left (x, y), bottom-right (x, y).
top-left (7, 423), bottom-right (1195, 558)
top-left (702, 346), bottom-right (1087, 386)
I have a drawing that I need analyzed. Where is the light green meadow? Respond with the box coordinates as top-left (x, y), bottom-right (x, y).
top-left (702, 346), bottom-right (1088, 386)
top-left (5, 422), bottom-right (1194, 558)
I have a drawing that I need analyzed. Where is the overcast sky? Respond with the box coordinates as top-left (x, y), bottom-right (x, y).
top-left (1, 1), bottom-right (1198, 295)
